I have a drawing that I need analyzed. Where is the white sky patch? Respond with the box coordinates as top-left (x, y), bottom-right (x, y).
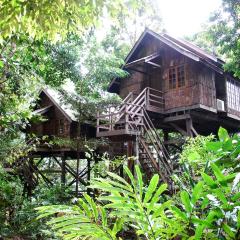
top-left (158, 0), bottom-right (222, 37)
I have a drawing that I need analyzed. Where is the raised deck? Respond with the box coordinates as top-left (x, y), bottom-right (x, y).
top-left (97, 87), bottom-right (164, 137)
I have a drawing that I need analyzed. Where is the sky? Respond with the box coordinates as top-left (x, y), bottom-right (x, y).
top-left (158, 0), bottom-right (222, 37)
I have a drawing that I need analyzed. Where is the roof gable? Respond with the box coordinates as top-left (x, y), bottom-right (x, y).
top-left (108, 29), bottom-right (225, 93)
top-left (41, 88), bottom-right (77, 122)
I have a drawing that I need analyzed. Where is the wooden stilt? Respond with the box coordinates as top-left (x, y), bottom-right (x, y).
top-left (186, 118), bottom-right (193, 137)
top-left (76, 158), bottom-right (79, 197)
top-left (163, 130), bottom-right (169, 151)
top-left (87, 159), bottom-right (91, 195)
top-left (127, 141), bottom-right (134, 173)
top-left (61, 155), bottom-right (66, 186)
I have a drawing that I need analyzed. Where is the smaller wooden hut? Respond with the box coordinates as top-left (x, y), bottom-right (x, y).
top-left (29, 88), bottom-right (95, 139)
top-left (23, 88), bottom-right (96, 196)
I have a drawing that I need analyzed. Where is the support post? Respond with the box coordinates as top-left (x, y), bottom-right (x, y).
top-left (76, 158), bottom-right (79, 197)
top-left (87, 159), bottom-right (91, 195)
top-left (186, 118), bottom-right (193, 137)
top-left (28, 157), bottom-right (34, 197)
top-left (163, 130), bottom-right (169, 152)
top-left (127, 141), bottom-right (134, 174)
top-left (61, 155), bottom-right (66, 187)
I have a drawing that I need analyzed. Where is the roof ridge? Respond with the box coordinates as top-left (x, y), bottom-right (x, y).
top-left (161, 33), bottom-right (220, 63)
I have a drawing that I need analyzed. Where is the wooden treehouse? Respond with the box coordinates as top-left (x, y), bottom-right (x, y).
top-left (96, 29), bottom-right (240, 184)
top-left (22, 88), bottom-right (96, 196)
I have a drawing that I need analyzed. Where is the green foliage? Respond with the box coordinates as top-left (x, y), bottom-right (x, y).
top-left (209, 0), bottom-right (240, 77)
top-left (37, 193), bottom-right (123, 240)
top-left (37, 166), bottom-right (184, 240)
top-left (0, 0), bottom-right (143, 41)
top-left (91, 166), bottom-right (183, 239)
top-left (37, 128), bottom-right (240, 240)
top-left (206, 127), bottom-right (240, 171)
top-left (180, 135), bottom-right (214, 169)
top-left (173, 162), bottom-right (240, 239)
top-left (92, 154), bottom-right (127, 178)
top-left (0, 167), bottom-right (55, 239)
top-left (177, 135), bottom-right (215, 189)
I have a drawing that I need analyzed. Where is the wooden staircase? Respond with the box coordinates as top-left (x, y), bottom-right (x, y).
top-left (97, 87), bottom-right (173, 183)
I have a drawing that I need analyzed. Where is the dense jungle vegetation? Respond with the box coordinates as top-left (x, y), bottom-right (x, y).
top-left (0, 0), bottom-right (239, 239)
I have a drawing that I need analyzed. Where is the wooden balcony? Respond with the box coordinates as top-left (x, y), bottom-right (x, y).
top-left (96, 87), bottom-right (164, 137)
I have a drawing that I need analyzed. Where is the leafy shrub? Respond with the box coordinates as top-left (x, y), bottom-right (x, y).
top-left (0, 166), bottom-right (72, 239)
top-left (36, 127), bottom-right (240, 240)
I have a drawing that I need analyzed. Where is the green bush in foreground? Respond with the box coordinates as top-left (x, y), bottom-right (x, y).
top-left (37, 128), bottom-right (240, 239)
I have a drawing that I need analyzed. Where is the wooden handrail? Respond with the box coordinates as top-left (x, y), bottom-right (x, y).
top-left (96, 86), bottom-right (172, 182)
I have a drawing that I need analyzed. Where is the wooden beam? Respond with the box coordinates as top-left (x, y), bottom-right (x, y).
top-left (146, 61), bottom-right (161, 68)
top-left (164, 114), bottom-right (190, 123)
top-left (170, 123), bottom-right (188, 136)
top-left (125, 52), bottom-right (160, 68)
top-left (186, 118), bottom-right (193, 137)
top-left (191, 125), bottom-right (198, 137)
top-left (164, 139), bottom-right (184, 145)
top-left (128, 67), bottom-right (148, 75)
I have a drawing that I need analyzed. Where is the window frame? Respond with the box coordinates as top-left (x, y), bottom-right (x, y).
top-left (59, 119), bottom-right (65, 135)
top-left (168, 64), bottom-right (186, 90)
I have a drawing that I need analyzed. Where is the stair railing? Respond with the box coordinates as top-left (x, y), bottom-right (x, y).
top-left (97, 92), bottom-right (133, 134)
top-left (142, 109), bottom-right (172, 168)
top-left (127, 114), bottom-right (170, 183)
top-left (141, 112), bottom-right (172, 175)
top-left (126, 103), bottom-right (172, 181)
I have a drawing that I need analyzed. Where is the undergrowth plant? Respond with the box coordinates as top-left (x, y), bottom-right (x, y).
top-left (37, 165), bottom-right (184, 240)
top-left (36, 127), bottom-right (240, 240)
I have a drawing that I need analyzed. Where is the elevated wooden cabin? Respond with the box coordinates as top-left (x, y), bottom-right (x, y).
top-left (96, 29), bottom-right (240, 183)
top-left (29, 88), bottom-right (95, 140)
top-left (24, 88), bottom-right (96, 195)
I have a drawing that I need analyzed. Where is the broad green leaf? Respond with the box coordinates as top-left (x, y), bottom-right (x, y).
top-left (107, 171), bottom-right (132, 189)
top-left (123, 166), bottom-right (136, 189)
top-left (151, 200), bottom-right (172, 218)
top-left (206, 141), bottom-right (222, 151)
top-left (205, 210), bottom-right (222, 226)
top-left (112, 218), bottom-right (123, 236)
top-left (135, 165), bottom-right (143, 199)
top-left (194, 225), bottom-right (204, 240)
top-left (218, 127), bottom-right (229, 142)
top-left (237, 210), bottom-right (240, 228)
top-left (171, 206), bottom-right (188, 221)
top-left (191, 181), bottom-right (204, 204)
top-left (213, 189), bottom-right (228, 204)
top-left (180, 191), bottom-right (192, 213)
top-left (223, 139), bottom-right (233, 151)
top-left (201, 172), bottom-right (217, 188)
top-left (187, 152), bottom-right (201, 162)
top-left (222, 223), bottom-right (236, 238)
top-left (84, 194), bottom-right (98, 221)
top-left (211, 163), bottom-right (225, 182)
top-left (147, 183), bottom-right (168, 214)
top-left (143, 174), bottom-right (159, 203)
top-left (100, 207), bottom-right (107, 227)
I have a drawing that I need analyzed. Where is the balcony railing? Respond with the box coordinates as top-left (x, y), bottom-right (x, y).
top-left (96, 87), bottom-right (164, 137)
